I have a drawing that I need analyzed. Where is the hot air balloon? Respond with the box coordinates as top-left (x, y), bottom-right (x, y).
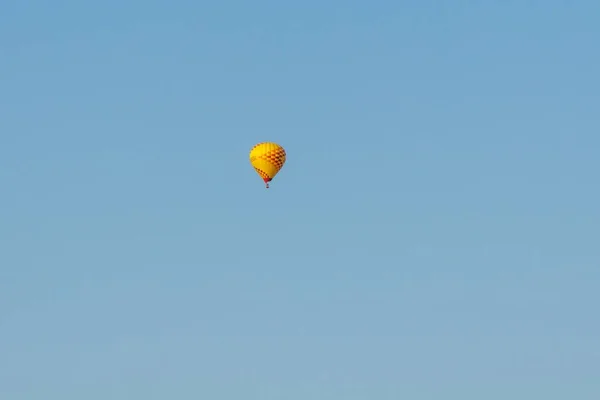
top-left (249, 142), bottom-right (286, 188)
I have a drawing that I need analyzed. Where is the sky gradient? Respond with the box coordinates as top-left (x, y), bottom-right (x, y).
top-left (1, 1), bottom-right (599, 399)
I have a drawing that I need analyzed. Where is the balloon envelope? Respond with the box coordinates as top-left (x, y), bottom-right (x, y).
top-left (249, 142), bottom-right (286, 188)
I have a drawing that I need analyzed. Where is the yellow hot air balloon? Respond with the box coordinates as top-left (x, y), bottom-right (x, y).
top-left (249, 142), bottom-right (286, 188)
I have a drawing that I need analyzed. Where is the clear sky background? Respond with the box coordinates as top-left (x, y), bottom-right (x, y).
top-left (1, 1), bottom-right (599, 399)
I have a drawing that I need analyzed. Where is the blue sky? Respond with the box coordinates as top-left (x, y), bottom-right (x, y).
top-left (1, 1), bottom-right (599, 399)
